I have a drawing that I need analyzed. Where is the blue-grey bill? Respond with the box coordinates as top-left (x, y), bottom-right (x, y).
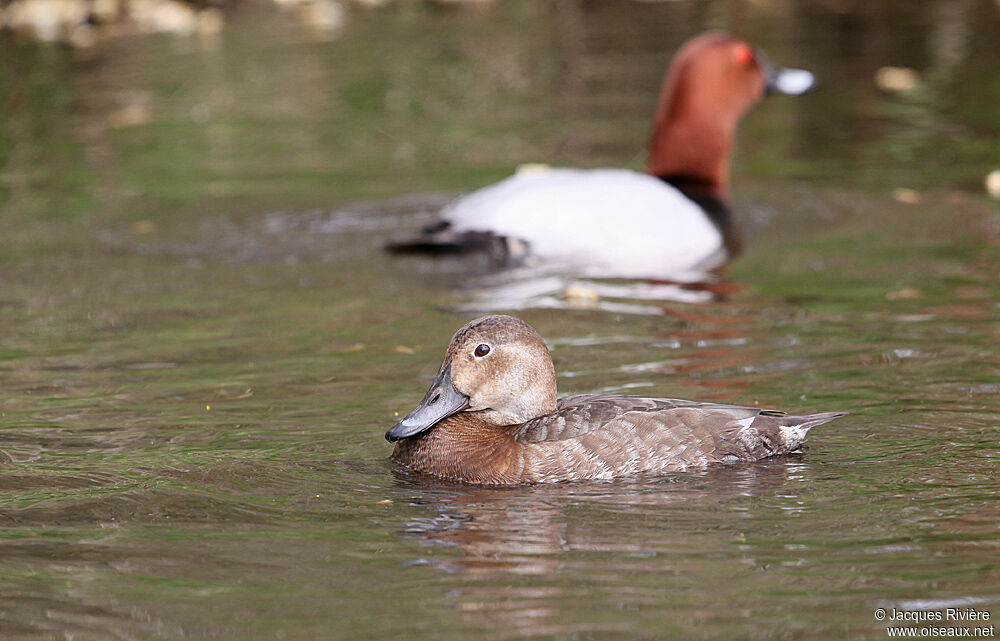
top-left (757, 49), bottom-right (816, 95)
top-left (385, 364), bottom-right (470, 442)
top-left (768, 67), bottom-right (815, 95)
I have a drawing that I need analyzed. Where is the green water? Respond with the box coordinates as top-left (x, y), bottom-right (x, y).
top-left (1, 2), bottom-right (999, 640)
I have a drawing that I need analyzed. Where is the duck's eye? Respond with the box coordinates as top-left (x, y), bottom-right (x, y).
top-left (734, 43), bottom-right (754, 66)
top-left (474, 344), bottom-right (491, 358)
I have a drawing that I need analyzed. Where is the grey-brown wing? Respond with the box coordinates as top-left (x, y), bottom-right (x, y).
top-left (515, 393), bottom-right (846, 464)
top-left (519, 399), bottom-right (846, 481)
top-left (610, 406), bottom-right (844, 465)
top-left (514, 394), bottom-right (717, 443)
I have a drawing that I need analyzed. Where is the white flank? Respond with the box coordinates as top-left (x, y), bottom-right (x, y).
top-left (444, 168), bottom-right (725, 280)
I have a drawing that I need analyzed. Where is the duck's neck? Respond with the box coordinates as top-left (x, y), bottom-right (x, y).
top-left (647, 114), bottom-right (735, 204)
top-left (391, 414), bottom-right (526, 485)
top-left (647, 94), bottom-right (738, 251)
top-left (646, 55), bottom-right (741, 205)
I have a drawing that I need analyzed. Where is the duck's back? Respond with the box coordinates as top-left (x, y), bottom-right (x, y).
top-left (444, 168), bottom-right (725, 278)
top-left (515, 394), bottom-right (844, 482)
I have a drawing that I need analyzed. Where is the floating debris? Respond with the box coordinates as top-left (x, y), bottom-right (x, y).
top-left (108, 103), bottom-right (151, 129)
top-left (986, 170), bottom-right (1000, 199)
top-left (891, 188), bottom-right (921, 204)
top-left (886, 286), bottom-right (921, 301)
top-left (874, 66), bottom-right (921, 93)
top-left (130, 220), bottom-right (157, 235)
top-left (564, 284), bottom-right (599, 308)
top-left (515, 163), bottom-right (552, 176)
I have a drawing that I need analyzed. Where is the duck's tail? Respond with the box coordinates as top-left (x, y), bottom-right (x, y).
top-left (790, 411), bottom-right (849, 432)
top-left (385, 221), bottom-right (516, 258)
top-left (775, 411), bottom-right (849, 451)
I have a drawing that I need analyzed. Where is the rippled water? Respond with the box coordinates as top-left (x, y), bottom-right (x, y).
top-left (1, 1), bottom-right (999, 640)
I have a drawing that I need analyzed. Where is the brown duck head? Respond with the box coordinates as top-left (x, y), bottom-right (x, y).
top-left (385, 315), bottom-right (558, 442)
top-left (647, 32), bottom-right (815, 201)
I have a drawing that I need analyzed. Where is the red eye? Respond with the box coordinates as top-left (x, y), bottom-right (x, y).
top-left (734, 43), bottom-right (754, 66)
top-left (474, 344), bottom-right (490, 358)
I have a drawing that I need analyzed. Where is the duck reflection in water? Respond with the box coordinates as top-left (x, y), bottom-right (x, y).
top-left (392, 460), bottom-right (818, 636)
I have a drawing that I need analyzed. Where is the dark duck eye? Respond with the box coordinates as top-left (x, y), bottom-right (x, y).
top-left (474, 344), bottom-right (490, 358)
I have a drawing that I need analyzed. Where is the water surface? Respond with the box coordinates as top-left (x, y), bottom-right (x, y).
top-left (1, 1), bottom-right (999, 639)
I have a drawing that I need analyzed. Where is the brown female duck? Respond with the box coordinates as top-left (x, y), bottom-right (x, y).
top-left (387, 315), bottom-right (846, 485)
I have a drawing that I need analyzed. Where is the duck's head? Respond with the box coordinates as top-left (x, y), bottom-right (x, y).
top-left (648, 32), bottom-right (815, 197)
top-left (663, 32), bottom-right (814, 122)
top-left (385, 315), bottom-right (557, 442)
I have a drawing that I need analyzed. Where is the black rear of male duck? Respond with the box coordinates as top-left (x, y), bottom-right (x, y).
top-left (386, 315), bottom-right (846, 486)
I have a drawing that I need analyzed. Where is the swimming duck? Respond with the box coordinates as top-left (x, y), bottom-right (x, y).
top-left (386, 315), bottom-right (846, 485)
top-left (388, 32), bottom-right (815, 280)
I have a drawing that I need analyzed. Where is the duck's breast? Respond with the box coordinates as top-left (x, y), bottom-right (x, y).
top-left (444, 168), bottom-right (724, 278)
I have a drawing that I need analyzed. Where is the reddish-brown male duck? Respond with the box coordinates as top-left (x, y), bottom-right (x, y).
top-left (388, 32), bottom-right (815, 280)
top-left (387, 315), bottom-right (846, 485)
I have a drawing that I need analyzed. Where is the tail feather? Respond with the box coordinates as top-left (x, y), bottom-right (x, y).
top-left (789, 411), bottom-right (849, 433)
top-left (718, 409), bottom-right (847, 463)
top-left (772, 411), bottom-right (848, 453)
